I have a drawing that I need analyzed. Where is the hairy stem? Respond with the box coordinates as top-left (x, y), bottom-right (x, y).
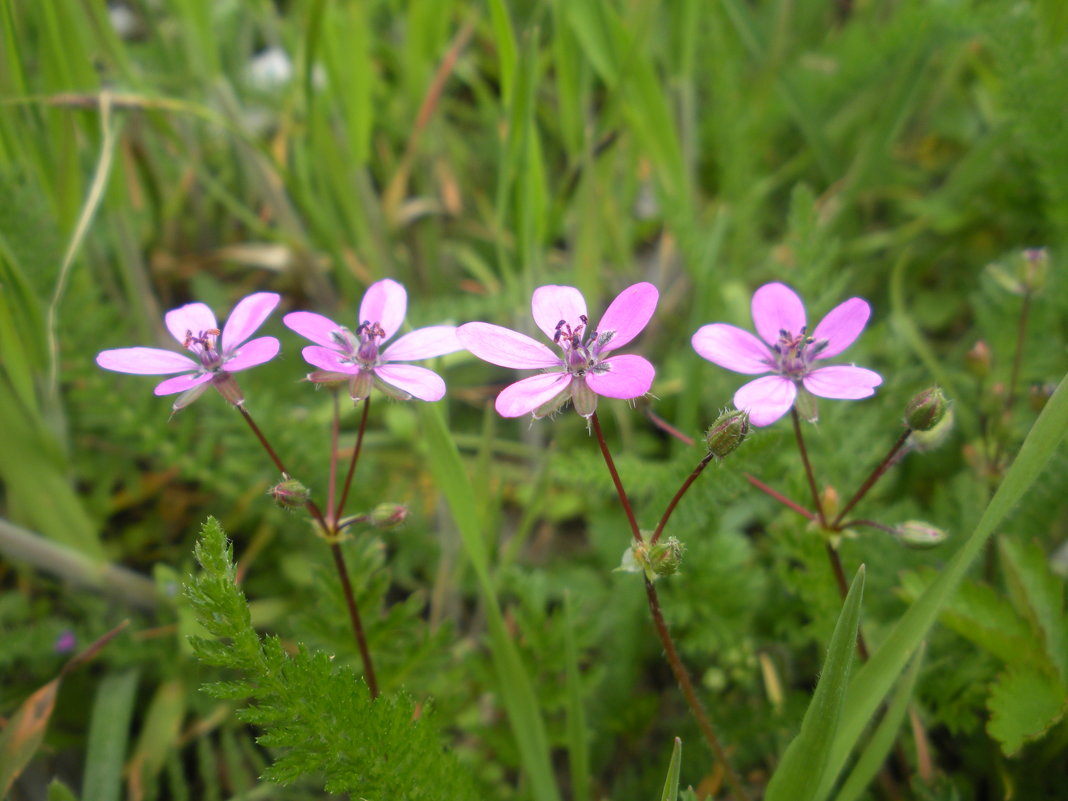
top-left (591, 412), bottom-right (642, 543)
top-left (791, 408), bottom-right (826, 527)
top-left (335, 396), bottom-right (372, 522)
top-left (237, 404), bottom-right (379, 696)
top-left (832, 429), bottom-right (912, 528)
top-left (651, 453), bottom-right (714, 544)
top-left (645, 578), bottom-right (749, 801)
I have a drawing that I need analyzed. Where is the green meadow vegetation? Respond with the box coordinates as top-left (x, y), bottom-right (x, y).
top-left (2, 0), bottom-right (1067, 799)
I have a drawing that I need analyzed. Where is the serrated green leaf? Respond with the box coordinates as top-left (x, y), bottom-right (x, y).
top-left (765, 566), bottom-right (865, 801)
top-left (986, 665), bottom-right (1068, 755)
top-left (999, 537), bottom-right (1068, 681)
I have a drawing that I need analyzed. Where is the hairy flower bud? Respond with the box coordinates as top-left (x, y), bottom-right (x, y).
top-left (369, 503), bottom-right (408, 529)
top-left (705, 409), bottom-right (750, 458)
top-left (964, 341), bottom-right (991, 379)
top-left (904, 387), bottom-right (949, 431)
top-left (647, 537), bottom-right (685, 578)
top-left (269, 477), bottom-right (310, 509)
top-left (895, 520), bottom-right (948, 549)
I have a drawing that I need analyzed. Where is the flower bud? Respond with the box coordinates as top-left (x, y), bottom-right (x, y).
top-left (1028, 382), bottom-right (1055, 412)
top-left (369, 503), bottom-right (408, 529)
top-left (895, 520), bottom-right (948, 549)
top-left (964, 341), bottom-right (991, 379)
top-left (269, 477), bottom-right (310, 509)
top-left (647, 537), bottom-right (685, 578)
top-left (705, 409), bottom-right (750, 458)
top-left (571, 380), bottom-right (599, 418)
top-left (1020, 248), bottom-right (1048, 293)
top-left (904, 387), bottom-right (949, 431)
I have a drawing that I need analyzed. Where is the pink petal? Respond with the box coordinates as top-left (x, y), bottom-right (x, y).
top-left (222, 336), bottom-right (280, 371)
top-left (153, 372), bottom-right (213, 396)
top-left (752, 283), bottom-right (806, 346)
top-left (283, 311), bottom-right (344, 348)
top-left (803, 365), bottom-right (882, 400)
top-left (692, 324), bottom-right (772, 374)
top-left (374, 364), bottom-right (446, 401)
top-left (96, 347), bottom-right (198, 375)
top-left (494, 372), bottom-right (572, 417)
top-left (531, 285), bottom-right (588, 341)
top-left (302, 345), bottom-right (360, 374)
top-left (585, 354), bottom-right (655, 399)
top-left (595, 282), bottom-right (658, 354)
top-left (359, 279), bottom-right (407, 341)
top-left (810, 298), bottom-right (871, 359)
top-left (221, 292), bottom-right (280, 351)
top-left (733, 375), bottom-right (797, 427)
top-left (165, 303), bottom-right (218, 346)
top-left (456, 322), bottom-right (561, 369)
top-left (383, 326), bottom-right (463, 361)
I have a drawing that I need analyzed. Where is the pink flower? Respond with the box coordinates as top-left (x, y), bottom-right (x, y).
top-left (457, 283), bottom-right (658, 419)
top-left (96, 292), bottom-right (281, 411)
top-left (691, 282), bottom-right (881, 426)
top-left (283, 278), bottom-right (461, 402)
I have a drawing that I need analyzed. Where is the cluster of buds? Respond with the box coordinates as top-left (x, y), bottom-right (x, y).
top-left (618, 533), bottom-right (685, 582)
top-left (986, 247), bottom-right (1049, 296)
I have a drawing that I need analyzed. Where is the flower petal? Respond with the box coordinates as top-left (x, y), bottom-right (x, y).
top-left (153, 372), bottom-right (213, 396)
top-left (374, 363), bottom-right (446, 401)
top-left (752, 282), bottom-right (806, 345)
top-left (302, 345), bottom-right (360, 374)
top-left (595, 282), bottom-right (658, 354)
top-left (456, 322), bottom-right (561, 369)
top-left (283, 311), bottom-right (343, 348)
top-left (692, 324), bottom-right (773, 374)
top-left (222, 336), bottom-right (280, 371)
top-left (733, 375), bottom-right (797, 427)
top-left (383, 326), bottom-right (463, 361)
top-left (803, 365), bottom-right (882, 399)
top-left (359, 278), bottom-right (407, 341)
top-left (531, 285), bottom-right (588, 341)
top-left (96, 347), bottom-right (198, 375)
top-left (586, 354), bottom-right (655, 399)
top-left (494, 372), bottom-right (572, 417)
top-left (810, 298), bottom-right (871, 359)
top-left (165, 303), bottom-right (218, 346)
top-left (221, 292), bottom-right (280, 351)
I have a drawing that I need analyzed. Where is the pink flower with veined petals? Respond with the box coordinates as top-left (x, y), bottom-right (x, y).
top-left (96, 292), bottom-right (281, 411)
top-left (692, 282), bottom-right (882, 426)
top-left (457, 283), bottom-right (658, 419)
top-left (283, 278), bottom-right (462, 403)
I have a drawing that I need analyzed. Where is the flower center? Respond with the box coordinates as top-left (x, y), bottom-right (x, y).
top-left (183, 328), bottom-right (222, 369)
top-left (770, 327), bottom-right (828, 379)
top-left (333, 320), bottom-right (386, 368)
top-left (554, 316), bottom-right (600, 375)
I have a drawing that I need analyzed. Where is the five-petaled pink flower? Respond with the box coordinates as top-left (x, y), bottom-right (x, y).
top-left (96, 292), bottom-right (281, 411)
top-left (457, 283), bottom-right (658, 419)
top-left (692, 282), bottom-right (881, 426)
top-left (283, 278), bottom-right (461, 403)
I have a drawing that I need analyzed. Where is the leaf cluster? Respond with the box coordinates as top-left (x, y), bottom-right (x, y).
top-left (184, 518), bottom-right (478, 799)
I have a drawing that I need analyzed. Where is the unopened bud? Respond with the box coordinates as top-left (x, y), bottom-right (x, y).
top-left (964, 341), bottom-right (991, 379)
top-left (369, 503), bottom-right (408, 529)
top-left (895, 520), bottom-right (948, 549)
top-left (1029, 382), bottom-right (1056, 413)
top-left (705, 409), bottom-right (750, 458)
top-left (269, 477), bottom-right (310, 509)
top-left (820, 486), bottom-right (840, 522)
top-left (647, 537), bottom-right (685, 578)
top-left (905, 387), bottom-right (949, 431)
top-left (1020, 248), bottom-right (1048, 293)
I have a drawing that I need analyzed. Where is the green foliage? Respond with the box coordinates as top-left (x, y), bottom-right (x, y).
top-left (184, 518), bottom-right (477, 800)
